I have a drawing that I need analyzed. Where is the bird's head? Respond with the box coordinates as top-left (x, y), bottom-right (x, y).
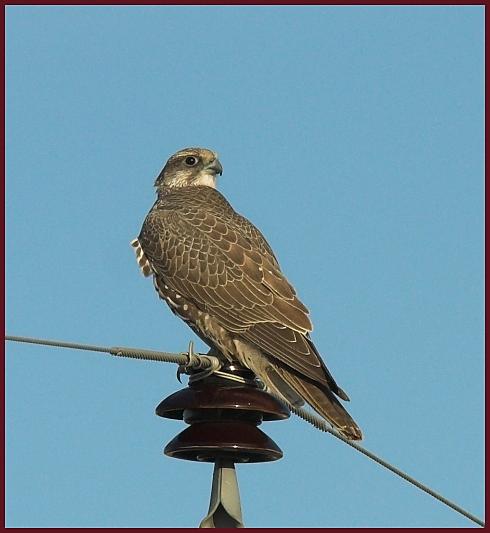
top-left (154, 147), bottom-right (223, 190)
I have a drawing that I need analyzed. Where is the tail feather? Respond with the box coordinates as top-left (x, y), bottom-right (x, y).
top-left (267, 365), bottom-right (363, 440)
top-left (232, 338), bottom-right (362, 440)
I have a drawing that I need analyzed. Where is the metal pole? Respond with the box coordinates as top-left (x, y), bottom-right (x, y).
top-left (200, 459), bottom-right (244, 528)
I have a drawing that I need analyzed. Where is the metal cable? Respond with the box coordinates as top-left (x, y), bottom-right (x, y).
top-left (266, 392), bottom-right (484, 528)
top-left (4, 335), bottom-right (220, 369)
top-left (5, 334), bottom-right (484, 527)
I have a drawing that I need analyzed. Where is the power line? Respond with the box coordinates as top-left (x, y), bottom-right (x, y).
top-left (5, 334), bottom-right (484, 528)
top-left (271, 394), bottom-right (484, 527)
top-left (4, 334), bottom-right (220, 367)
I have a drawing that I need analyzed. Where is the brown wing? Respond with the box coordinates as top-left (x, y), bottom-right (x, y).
top-left (138, 186), bottom-right (345, 395)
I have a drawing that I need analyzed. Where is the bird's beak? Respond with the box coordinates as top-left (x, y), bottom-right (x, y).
top-left (206, 159), bottom-right (223, 176)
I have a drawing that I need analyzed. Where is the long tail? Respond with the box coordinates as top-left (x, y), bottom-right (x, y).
top-left (263, 364), bottom-right (363, 440)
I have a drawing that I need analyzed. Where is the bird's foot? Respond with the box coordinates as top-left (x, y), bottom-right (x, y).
top-left (177, 340), bottom-right (200, 382)
top-left (177, 341), bottom-right (221, 383)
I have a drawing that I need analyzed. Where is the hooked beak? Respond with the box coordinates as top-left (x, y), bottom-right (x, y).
top-left (206, 158), bottom-right (223, 176)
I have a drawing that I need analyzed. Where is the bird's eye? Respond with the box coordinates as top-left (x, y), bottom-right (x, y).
top-left (185, 156), bottom-right (198, 166)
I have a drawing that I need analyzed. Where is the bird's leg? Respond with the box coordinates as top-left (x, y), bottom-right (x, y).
top-left (205, 346), bottom-right (222, 358)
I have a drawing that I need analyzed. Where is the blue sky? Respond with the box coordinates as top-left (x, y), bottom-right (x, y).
top-left (5, 5), bottom-right (484, 528)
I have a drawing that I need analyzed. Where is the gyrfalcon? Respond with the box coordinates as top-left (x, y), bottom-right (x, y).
top-left (132, 147), bottom-right (362, 440)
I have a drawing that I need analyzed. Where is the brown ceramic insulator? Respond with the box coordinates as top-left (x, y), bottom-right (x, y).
top-left (156, 362), bottom-right (290, 463)
top-left (163, 420), bottom-right (283, 463)
top-left (156, 368), bottom-right (290, 423)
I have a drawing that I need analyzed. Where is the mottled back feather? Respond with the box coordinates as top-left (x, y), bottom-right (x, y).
top-left (139, 186), bottom-right (343, 392)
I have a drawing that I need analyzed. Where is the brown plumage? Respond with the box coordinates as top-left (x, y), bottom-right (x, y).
top-left (132, 147), bottom-right (362, 440)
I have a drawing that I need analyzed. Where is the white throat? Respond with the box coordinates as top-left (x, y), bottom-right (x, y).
top-left (193, 172), bottom-right (217, 189)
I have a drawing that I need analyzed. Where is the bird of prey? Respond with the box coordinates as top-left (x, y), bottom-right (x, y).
top-left (132, 147), bottom-right (362, 440)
